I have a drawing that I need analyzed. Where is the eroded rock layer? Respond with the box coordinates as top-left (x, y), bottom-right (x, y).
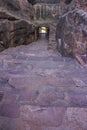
top-left (56, 0), bottom-right (87, 65)
top-left (0, 0), bottom-right (35, 52)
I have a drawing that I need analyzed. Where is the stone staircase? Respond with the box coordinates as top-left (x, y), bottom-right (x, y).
top-left (0, 39), bottom-right (87, 130)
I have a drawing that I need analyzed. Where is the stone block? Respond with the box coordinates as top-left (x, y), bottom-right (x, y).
top-left (0, 103), bottom-right (20, 118)
top-left (20, 105), bottom-right (66, 127)
top-left (65, 92), bottom-right (87, 107)
top-left (66, 107), bottom-right (87, 130)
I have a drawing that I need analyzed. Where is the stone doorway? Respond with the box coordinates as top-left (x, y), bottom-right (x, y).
top-left (36, 26), bottom-right (50, 40)
top-left (38, 26), bottom-right (49, 40)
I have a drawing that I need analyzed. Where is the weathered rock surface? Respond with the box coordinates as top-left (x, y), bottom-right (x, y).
top-left (20, 105), bottom-right (65, 127)
top-left (0, 0), bottom-right (87, 130)
top-left (0, 39), bottom-right (87, 130)
top-left (0, 0), bottom-right (34, 20)
top-left (56, 0), bottom-right (87, 65)
top-left (0, 0), bottom-right (35, 52)
top-left (74, 0), bottom-right (87, 12)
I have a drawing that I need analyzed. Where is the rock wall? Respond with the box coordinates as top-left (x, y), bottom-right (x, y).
top-left (74, 0), bottom-right (87, 12)
top-left (34, 4), bottom-right (59, 20)
top-left (0, 0), bottom-right (34, 21)
top-left (0, 0), bottom-right (35, 52)
top-left (56, 0), bottom-right (87, 65)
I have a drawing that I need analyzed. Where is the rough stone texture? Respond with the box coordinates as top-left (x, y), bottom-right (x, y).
top-left (20, 105), bottom-right (65, 127)
top-left (0, 103), bottom-right (20, 118)
top-left (48, 22), bottom-right (57, 50)
top-left (56, 0), bottom-right (87, 65)
top-left (0, 117), bottom-right (26, 130)
top-left (0, 0), bottom-right (34, 20)
top-left (34, 4), bottom-right (59, 20)
top-left (0, 0), bottom-right (35, 52)
top-left (8, 76), bottom-right (47, 89)
top-left (19, 89), bottom-right (39, 103)
top-left (35, 90), bottom-right (64, 106)
top-left (74, 0), bottom-right (87, 12)
top-left (65, 92), bottom-right (87, 107)
top-left (0, 36), bottom-right (87, 129)
top-left (66, 108), bottom-right (87, 130)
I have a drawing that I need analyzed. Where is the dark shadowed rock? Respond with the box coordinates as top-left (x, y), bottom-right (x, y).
top-left (0, 0), bottom-right (34, 20)
top-left (36, 0), bottom-right (60, 4)
top-left (0, 0), bottom-right (35, 52)
top-left (0, 91), bottom-right (4, 102)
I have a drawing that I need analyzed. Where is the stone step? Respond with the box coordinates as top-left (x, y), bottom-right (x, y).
top-left (2, 60), bottom-right (76, 70)
top-left (0, 105), bottom-right (86, 130)
top-left (20, 105), bottom-right (87, 130)
top-left (0, 38), bottom-right (87, 130)
top-left (8, 75), bottom-right (76, 90)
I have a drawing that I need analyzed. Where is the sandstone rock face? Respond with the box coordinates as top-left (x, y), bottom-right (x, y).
top-left (74, 0), bottom-right (87, 12)
top-left (56, 0), bottom-right (87, 64)
top-left (0, 0), bottom-right (35, 52)
top-left (0, 0), bottom-right (34, 20)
